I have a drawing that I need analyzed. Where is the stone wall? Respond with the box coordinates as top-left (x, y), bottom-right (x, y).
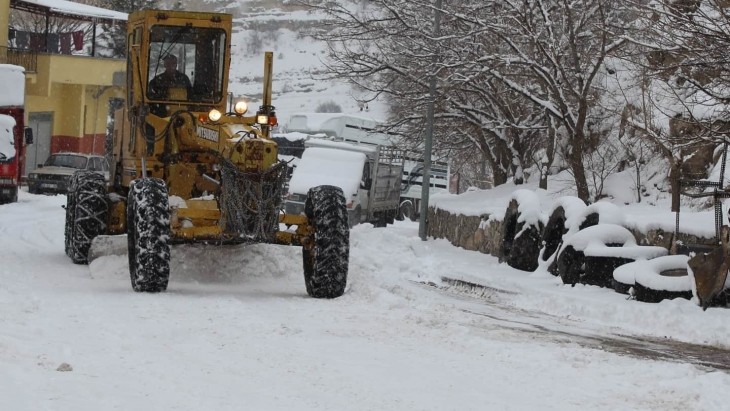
top-left (427, 206), bottom-right (717, 258)
top-left (427, 207), bottom-right (503, 257)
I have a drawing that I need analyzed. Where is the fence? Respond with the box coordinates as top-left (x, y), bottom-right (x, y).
top-left (0, 46), bottom-right (37, 73)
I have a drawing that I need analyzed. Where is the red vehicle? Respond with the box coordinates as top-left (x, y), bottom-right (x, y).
top-left (0, 64), bottom-right (32, 204)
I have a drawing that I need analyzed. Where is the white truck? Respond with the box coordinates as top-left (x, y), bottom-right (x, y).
top-left (284, 139), bottom-right (403, 227)
top-left (286, 113), bottom-right (451, 221)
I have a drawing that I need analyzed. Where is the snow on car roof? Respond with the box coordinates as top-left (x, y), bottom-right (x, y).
top-left (287, 147), bottom-right (366, 198)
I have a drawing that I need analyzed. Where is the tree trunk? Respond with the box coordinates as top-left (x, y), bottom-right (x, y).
top-left (567, 141), bottom-right (590, 202)
top-left (669, 158), bottom-right (681, 212)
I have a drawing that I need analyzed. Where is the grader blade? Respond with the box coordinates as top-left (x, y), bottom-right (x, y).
top-left (88, 234), bottom-right (128, 262)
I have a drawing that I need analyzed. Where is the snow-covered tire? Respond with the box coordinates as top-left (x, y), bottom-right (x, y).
top-left (499, 199), bottom-right (542, 272)
top-left (557, 245), bottom-right (583, 286)
top-left (542, 206), bottom-right (568, 263)
top-left (303, 185), bottom-right (349, 298)
top-left (127, 178), bottom-right (170, 293)
top-left (556, 224), bottom-right (636, 286)
top-left (634, 255), bottom-right (693, 303)
top-left (66, 171), bottom-right (108, 264)
top-left (584, 255), bottom-right (634, 287)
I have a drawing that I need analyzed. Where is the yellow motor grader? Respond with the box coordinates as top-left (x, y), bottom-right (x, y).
top-left (64, 9), bottom-right (349, 298)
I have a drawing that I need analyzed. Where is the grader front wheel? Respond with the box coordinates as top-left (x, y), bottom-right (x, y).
top-left (303, 185), bottom-right (349, 298)
top-left (127, 178), bottom-right (171, 292)
top-left (66, 171), bottom-right (108, 264)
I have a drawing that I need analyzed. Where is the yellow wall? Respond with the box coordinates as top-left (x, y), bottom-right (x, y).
top-left (49, 54), bottom-right (125, 86)
top-left (85, 86), bottom-right (125, 136)
top-left (25, 55), bottom-right (125, 140)
top-left (0, 0), bottom-right (8, 48)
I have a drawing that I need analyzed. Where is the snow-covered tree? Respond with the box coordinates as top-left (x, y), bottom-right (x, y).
top-left (616, 0), bottom-right (730, 208)
top-left (99, 0), bottom-right (159, 58)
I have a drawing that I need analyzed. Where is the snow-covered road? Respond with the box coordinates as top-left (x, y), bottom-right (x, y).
top-left (3, 191), bottom-right (730, 410)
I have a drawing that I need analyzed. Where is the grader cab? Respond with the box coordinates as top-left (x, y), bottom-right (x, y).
top-left (64, 10), bottom-right (349, 298)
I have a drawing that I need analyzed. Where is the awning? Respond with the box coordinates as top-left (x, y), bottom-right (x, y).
top-left (11, 0), bottom-right (128, 24)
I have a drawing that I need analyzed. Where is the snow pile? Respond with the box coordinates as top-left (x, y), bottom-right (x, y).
top-left (0, 64), bottom-right (24, 107)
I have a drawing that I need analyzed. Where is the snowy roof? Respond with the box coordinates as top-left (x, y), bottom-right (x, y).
top-left (288, 112), bottom-right (382, 133)
top-left (304, 138), bottom-right (378, 156)
top-left (12, 0), bottom-right (128, 22)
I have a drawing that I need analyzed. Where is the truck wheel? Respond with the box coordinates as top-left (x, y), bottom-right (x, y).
top-left (8, 187), bottom-right (18, 203)
top-left (303, 185), bottom-right (349, 298)
top-left (373, 212), bottom-right (388, 228)
top-left (67, 171), bottom-right (108, 264)
top-left (399, 200), bottom-right (417, 222)
top-left (127, 178), bottom-right (170, 292)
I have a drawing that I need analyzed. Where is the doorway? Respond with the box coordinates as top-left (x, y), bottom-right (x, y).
top-left (24, 112), bottom-right (53, 175)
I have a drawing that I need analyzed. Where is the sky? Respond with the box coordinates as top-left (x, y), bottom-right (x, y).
top-left (3, 2), bottom-right (730, 409)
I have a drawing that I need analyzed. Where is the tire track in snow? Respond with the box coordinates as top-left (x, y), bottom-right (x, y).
top-left (419, 277), bottom-right (730, 372)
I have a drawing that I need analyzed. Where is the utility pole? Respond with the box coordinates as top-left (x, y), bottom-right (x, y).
top-left (419, 0), bottom-right (442, 241)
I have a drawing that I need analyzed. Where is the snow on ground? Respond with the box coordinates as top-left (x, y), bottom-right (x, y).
top-left (3, 189), bottom-right (730, 410)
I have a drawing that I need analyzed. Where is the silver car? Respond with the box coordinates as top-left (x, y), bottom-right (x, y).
top-left (27, 152), bottom-right (109, 195)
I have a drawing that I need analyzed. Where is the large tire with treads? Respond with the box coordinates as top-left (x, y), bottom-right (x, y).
top-left (499, 197), bottom-right (543, 272)
top-left (127, 178), bottom-right (170, 292)
top-left (64, 174), bottom-right (79, 258)
top-left (303, 185), bottom-right (349, 298)
top-left (66, 171), bottom-right (108, 264)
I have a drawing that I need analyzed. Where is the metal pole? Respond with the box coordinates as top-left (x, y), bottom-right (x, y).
top-left (419, 0), bottom-right (442, 241)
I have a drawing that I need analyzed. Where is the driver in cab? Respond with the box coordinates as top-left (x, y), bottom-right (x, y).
top-left (148, 54), bottom-right (192, 116)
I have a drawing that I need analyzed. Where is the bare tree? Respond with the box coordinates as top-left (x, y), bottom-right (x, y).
top-left (300, 1), bottom-right (556, 186)
top-left (446, 0), bottom-right (629, 201)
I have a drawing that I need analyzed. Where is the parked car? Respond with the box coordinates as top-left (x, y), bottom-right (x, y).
top-left (27, 152), bottom-right (109, 195)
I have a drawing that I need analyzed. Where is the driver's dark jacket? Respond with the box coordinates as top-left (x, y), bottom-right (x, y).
top-left (148, 71), bottom-right (192, 100)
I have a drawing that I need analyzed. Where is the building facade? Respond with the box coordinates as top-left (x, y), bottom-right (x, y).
top-left (0, 0), bottom-right (126, 174)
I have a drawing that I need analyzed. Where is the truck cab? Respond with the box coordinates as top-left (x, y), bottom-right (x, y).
top-left (285, 138), bottom-right (403, 227)
top-left (0, 64), bottom-right (32, 204)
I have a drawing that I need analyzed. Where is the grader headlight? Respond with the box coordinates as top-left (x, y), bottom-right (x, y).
top-left (234, 100), bottom-right (248, 115)
top-left (208, 109), bottom-right (222, 122)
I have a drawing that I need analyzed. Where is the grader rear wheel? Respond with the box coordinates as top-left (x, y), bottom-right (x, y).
top-left (127, 178), bottom-right (170, 293)
top-left (303, 185), bottom-right (349, 298)
top-left (66, 171), bottom-right (108, 264)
